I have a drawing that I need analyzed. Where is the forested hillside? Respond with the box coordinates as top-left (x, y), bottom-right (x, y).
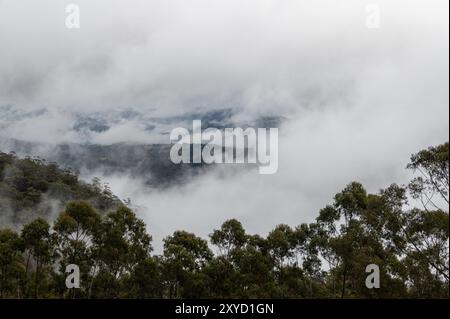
top-left (0, 152), bottom-right (121, 226)
top-left (0, 143), bottom-right (448, 298)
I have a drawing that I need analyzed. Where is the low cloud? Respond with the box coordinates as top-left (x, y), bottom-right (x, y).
top-left (0, 0), bottom-right (448, 249)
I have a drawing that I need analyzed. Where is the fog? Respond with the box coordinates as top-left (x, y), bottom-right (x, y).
top-left (0, 0), bottom-right (448, 250)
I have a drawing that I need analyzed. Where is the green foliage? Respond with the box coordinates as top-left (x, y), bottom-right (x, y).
top-left (0, 229), bottom-right (24, 298)
top-left (94, 206), bottom-right (152, 277)
top-left (20, 218), bottom-right (56, 298)
top-left (0, 142), bottom-right (448, 298)
top-left (210, 219), bottom-right (247, 257)
top-left (163, 231), bottom-right (212, 298)
top-left (0, 152), bottom-right (121, 227)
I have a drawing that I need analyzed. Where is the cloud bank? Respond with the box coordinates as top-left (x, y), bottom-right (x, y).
top-left (0, 0), bottom-right (448, 249)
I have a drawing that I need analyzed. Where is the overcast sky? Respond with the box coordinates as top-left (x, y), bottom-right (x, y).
top-left (0, 0), bottom-right (448, 250)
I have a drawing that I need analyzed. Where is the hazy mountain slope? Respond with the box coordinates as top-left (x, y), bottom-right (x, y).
top-left (0, 152), bottom-right (122, 227)
top-left (0, 106), bottom-right (283, 187)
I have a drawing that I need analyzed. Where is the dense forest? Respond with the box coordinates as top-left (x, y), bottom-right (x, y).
top-left (0, 142), bottom-right (448, 299)
top-left (0, 151), bottom-right (121, 226)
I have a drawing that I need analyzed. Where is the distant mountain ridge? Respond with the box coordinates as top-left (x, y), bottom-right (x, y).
top-left (1, 106), bottom-right (284, 187)
top-left (0, 105), bottom-right (286, 144)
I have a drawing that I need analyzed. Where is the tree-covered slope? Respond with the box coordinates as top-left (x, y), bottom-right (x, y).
top-left (0, 143), bottom-right (448, 299)
top-left (0, 152), bottom-right (121, 227)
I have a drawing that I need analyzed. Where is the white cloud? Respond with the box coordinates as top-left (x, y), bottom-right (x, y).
top-left (0, 0), bottom-right (448, 247)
